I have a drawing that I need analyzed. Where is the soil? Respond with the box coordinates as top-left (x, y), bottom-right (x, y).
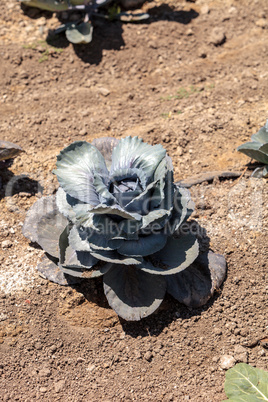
top-left (0, 0), bottom-right (267, 400)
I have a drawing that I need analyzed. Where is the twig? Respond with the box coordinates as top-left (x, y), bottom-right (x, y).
top-left (230, 165), bottom-right (248, 187)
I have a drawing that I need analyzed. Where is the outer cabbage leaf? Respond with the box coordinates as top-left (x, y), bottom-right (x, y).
top-left (116, 232), bottom-right (168, 257)
top-left (251, 120), bottom-right (268, 144)
top-left (90, 248), bottom-right (143, 265)
top-left (237, 141), bottom-right (268, 164)
top-left (140, 233), bottom-right (199, 275)
top-left (103, 264), bottom-right (167, 321)
top-left (22, 195), bottom-right (68, 258)
top-left (37, 254), bottom-right (82, 285)
top-left (55, 141), bottom-right (109, 205)
top-left (166, 251), bottom-right (226, 307)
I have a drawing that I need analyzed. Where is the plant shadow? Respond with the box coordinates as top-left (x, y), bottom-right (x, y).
top-left (70, 222), bottom-right (226, 338)
top-left (0, 169), bottom-right (43, 202)
top-left (21, 3), bottom-right (199, 65)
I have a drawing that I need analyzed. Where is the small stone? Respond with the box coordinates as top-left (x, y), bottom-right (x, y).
top-left (34, 342), bottom-right (42, 350)
top-left (214, 328), bottom-right (222, 336)
top-left (77, 357), bottom-right (85, 363)
top-left (209, 28), bottom-right (226, 46)
top-left (39, 387), bottom-right (47, 393)
top-left (176, 146), bottom-right (183, 156)
top-left (87, 364), bottom-right (96, 372)
top-left (255, 18), bottom-right (268, 28)
top-left (39, 368), bottom-right (51, 377)
top-left (54, 380), bottom-right (66, 393)
top-left (98, 87), bottom-right (110, 97)
top-left (79, 129), bottom-right (87, 136)
top-left (103, 362), bottom-right (110, 368)
top-left (50, 344), bottom-right (57, 353)
top-left (198, 51), bottom-right (207, 59)
top-left (201, 5), bottom-right (210, 14)
top-left (2, 240), bottom-right (12, 249)
top-left (144, 351), bottom-right (153, 362)
top-left (219, 355), bottom-right (236, 370)
top-left (134, 350), bottom-right (142, 359)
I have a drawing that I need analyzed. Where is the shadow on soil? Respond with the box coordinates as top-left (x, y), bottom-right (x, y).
top-left (21, 4), bottom-right (198, 65)
top-left (0, 169), bottom-right (42, 202)
top-left (69, 223), bottom-right (226, 338)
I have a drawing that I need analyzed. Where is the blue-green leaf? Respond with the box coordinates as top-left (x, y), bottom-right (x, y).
top-left (37, 254), bottom-right (82, 285)
top-left (90, 248), bottom-right (142, 265)
top-left (89, 204), bottom-right (142, 221)
top-left (91, 137), bottom-right (119, 169)
top-left (55, 141), bottom-right (109, 205)
top-left (224, 363), bottom-right (268, 401)
top-left (116, 232), bottom-right (167, 257)
top-left (110, 136), bottom-right (166, 184)
top-left (22, 196), bottom-right (63, 244)
top-left (60, 263), bottom-right (112, 279)
top-left (103, 264), bottom-right (167, 321)
top-left (259, 143), bottom-right (268, 154)
top-left (167, 185), bottom-right (194, 234)
top-left (22, 195), bottom-right (68, 258)
top-left (166, 251), bottom-right (226, 307)
top-left (56, 187), bottom-right (78, 222)
top-left (139, 233), bottom-right (199, 275)
top-left (251, 120), bottom-right (268, 144)
top-left (66, 22), bottom-right (93, 45)
top-left (237, 142), bottom-right (268, 164)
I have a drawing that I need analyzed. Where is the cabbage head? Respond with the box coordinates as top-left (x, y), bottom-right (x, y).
top-left (23, 137), bottom-right (226, 321)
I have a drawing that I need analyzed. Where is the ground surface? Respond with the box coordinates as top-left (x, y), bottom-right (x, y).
top-left (0, 0), bottom-right (267, 400)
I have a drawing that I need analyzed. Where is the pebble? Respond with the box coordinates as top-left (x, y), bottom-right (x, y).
top-left (214, 328), bottom-right (222, 336)
top-left (54, 380), bottom-right (66, 393)
top-left (219, 355), bottom-right (236, 370)
top-left (144, 351), bottom-right (153, 362)
top-left (209, 28), bottom-right (226, 46)
top-left (134, 350), bottom-right (142, 359)
top-left (87, 364), bottom-right (96, 372)
top-left (79, 129), bottom-right (87, 136)
top-left (34, 342), bottom-right (42, 350)
top-left (255, 18), bottom-right (268, 28)
top-left (39, 387), bottom-right (47, 393)
top-left (98, 87), bottom-right (110, 97)
top-left (38, 368), bottom-right (51, 377)
top-left (77, 357), bottom-right (85, 363)
top-left (176, 146), bottom-right (184, 156)
top-left (50, 344), bottom-right (57, 353)
top-left (201, 5), bottom-right (210, 14)
top-left (2, 240), bottom-right (12, 249)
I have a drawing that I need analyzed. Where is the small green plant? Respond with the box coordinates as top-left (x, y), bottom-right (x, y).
top-left (23, 40), bottom-right (63, 62)
top-left (224, 363), bottom-right (268, 401)
top-left (237, 119), bottom-right (268, 178)
top-left (160, 85), bottom-right (204, 102)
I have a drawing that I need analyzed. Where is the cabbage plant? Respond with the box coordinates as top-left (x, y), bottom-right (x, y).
top-left (23, 137), bottom-right (226, 321)
top-left (237, 119), bottom-right (268, 178)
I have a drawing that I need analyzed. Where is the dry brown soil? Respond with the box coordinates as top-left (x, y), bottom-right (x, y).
top-left (0, 0), bottom-right (267, 400)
